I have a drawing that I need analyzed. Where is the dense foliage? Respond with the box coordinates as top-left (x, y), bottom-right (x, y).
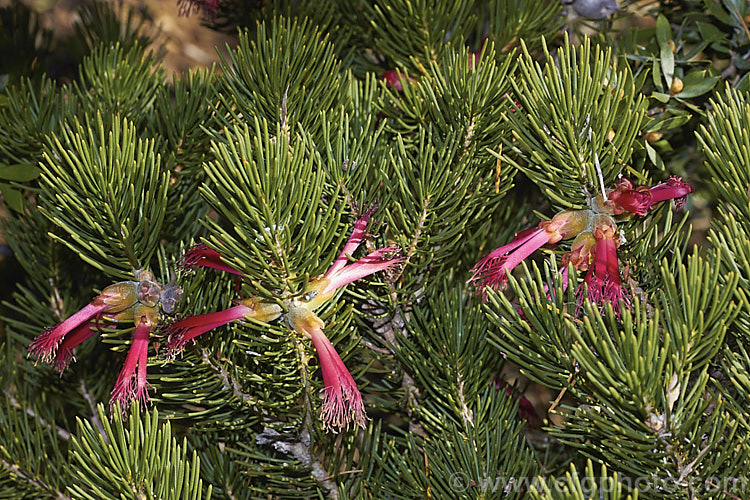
top-left (0, 0), bottom-right (749, 498)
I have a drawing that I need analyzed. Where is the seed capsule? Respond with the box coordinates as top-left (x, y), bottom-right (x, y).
top-left (670, 77), bottom-right (683, 95)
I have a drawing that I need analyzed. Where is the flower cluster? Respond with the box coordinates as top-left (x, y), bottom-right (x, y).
top-left (28, 270), bottom-right (181, 414)
top-left (469, 177), bottom-right (694, 314)
top-left (165, 206), bottom-right (403, 432)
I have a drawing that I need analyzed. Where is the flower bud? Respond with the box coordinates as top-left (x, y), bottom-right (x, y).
top-left (160, 285), bottom-right (183, 314)
top-left (645, 131), bottom-right (663, 143)
top-left (564, 231), bottom-right (597, 270)
top-left (99, 282), bottom-right (139, 313)
top-left (593, 214), bottom-right (618, 241)
top-left (137, 275), bottom-right (162, 308)
top-left (286, 306), bottom-right (324, 337)
top-left (543, 209), bottom-right (592, 242)
top-left (132, 303), bottom-right (159, 327)
top-left (238, 297), bottom-right (283, 323)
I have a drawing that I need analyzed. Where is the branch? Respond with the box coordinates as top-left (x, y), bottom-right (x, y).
top-left (79, 378), bottom-right (107, 443)
top-left (0, 458), bottom-right (70, 500)
top-left (288, 431), bottom-right (340, 500)
top-left (199, 347), bottom-right (261, 409)
top-left (3, 390), bottom-right (70, 441)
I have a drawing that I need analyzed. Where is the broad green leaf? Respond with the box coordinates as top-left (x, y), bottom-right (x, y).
top-left (0, 163), bottom-right (42, 182)
top-left (646, 115), bottom-right (692, 132)
top-left (645, 141), bottom-right (666, 170)
top-left (0, 182), bottom-right (23, 212)
top-left (651, 56), bottom-right (661, 88)
top-left (676, 71), bottom-right (720, 98)
top-left (736, 72), bottom-right (750, 92)
top-left (706, 0), bottom-right (733, 25)
top-left (656, 15), bottom-right (674, 87)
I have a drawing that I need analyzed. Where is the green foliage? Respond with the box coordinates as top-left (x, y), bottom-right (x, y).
top-left (378, 387), bottom-right (536, 499)
top-left (698, 84), bottom-right (750, 221)
top-left (0, 76), bottom-right (78, 166)
top-left (0, 386), bottom-right (69, 499)
top-left (477, 0), bottom-right (562, 55)
top-left (200, 119), bottom-right (345, 295)
top-left (484, 249), bottom-right (749, 497)
top-left (68, 404), bottom-right (211, 499)
top-left (529, 460), bottom-right (637, 500)
top-left (363, 0), bottom-right (478, 70)
top-left (73, 0), bottom-right (157, 55)
top-left (0, 4), bottom-right (51, 84)
top-left (503, 35), bottom-right (648, 209)
top-left (74, 42), bottom-right (164, 127)
top-left (39, 113), bottom-right (168, 278)
top-left (215, 17), bottom-right (349, 143)
top-left (2, 1), bottom-right (750, 499)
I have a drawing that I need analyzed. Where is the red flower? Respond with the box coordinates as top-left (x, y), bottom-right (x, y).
top-left (562, 231), bottom-right (597, 271)
top-left (608, 176), bottom-right (694, 215)
top-left (288, 307), bottom-right (367, 433)
top-left (496, 380), bottom-right (542, 427)
top-left (577, 217), bottom-right (629, 314)
top-left (51, 321), bottom-right (99, 373)
top-left (469, 209), bottom-right (590, 292)
top-left (110, 308), bottom-right (153, 414)
top-left (168, 206), bottom-right (400, 431)
top-left (28, 282), bottom-right (138, 363)
top-left (649, 176), bottom-right (694, 210)
top-left (164, 299), bottom-right (282, 356)
top-left (302, 206), bottom-right (404, 309)
top-left (381, 69), bottom-right (415, 91)
top-left (181, 244), bottom-right (244, 276)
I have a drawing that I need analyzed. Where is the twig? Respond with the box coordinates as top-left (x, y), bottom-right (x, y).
top-left (705, 480), bottom-right (742, 500)
top-left (79, 378), bottom-right (107, 443)
top-left (0, 458), bottom-right (70, 499)
top-left (548, 373), bottom-right (576, 415)
top-left (456, 372), bottom-right (474, 429)
top-left (293, 337), bottom-right (316, 443)
top-left (199, 347), bottom-right (260, 409)
top-left (677, 444), bottom-right (711, 483)
top-left (4, 390), bottom-right (70, 441)
top-left (289, 431), bottom-right (340, 500)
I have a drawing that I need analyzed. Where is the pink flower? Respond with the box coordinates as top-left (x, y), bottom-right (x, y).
top-left (608, 176), bottom-right (694, 215)
top-left (180, 244), bottom-right (244, 276)
top-left (607, 178), bottom-right (652, 216)
top-left (167, 206), bottom-right (400, 432)
top-left (496, 380), bottom-right (541, 427)
top-left (110, 310), bottom-right (152, 414)
top-left (302, 206), bottom-right (404, 309)
top-left (469, 209), bottom-right (590, 292)
top-left (381, 69), bottom-right (415, 91)
top-left (648, 176), bottom-right (694, 210)
top-left (164, 298), bottom-right (282, 356)
top-left (287, 206), bottom-right (401, 431)
top-left (577, 218), bottom-right (629, 315)
top-left (562, 231), bottom-right (597, 271)
top-left (28, 282), bottom-right (138, 363)
top-left (288, 307), bottom-right (367, 433)
top-left (51, 321), bottom-right (99, 373)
